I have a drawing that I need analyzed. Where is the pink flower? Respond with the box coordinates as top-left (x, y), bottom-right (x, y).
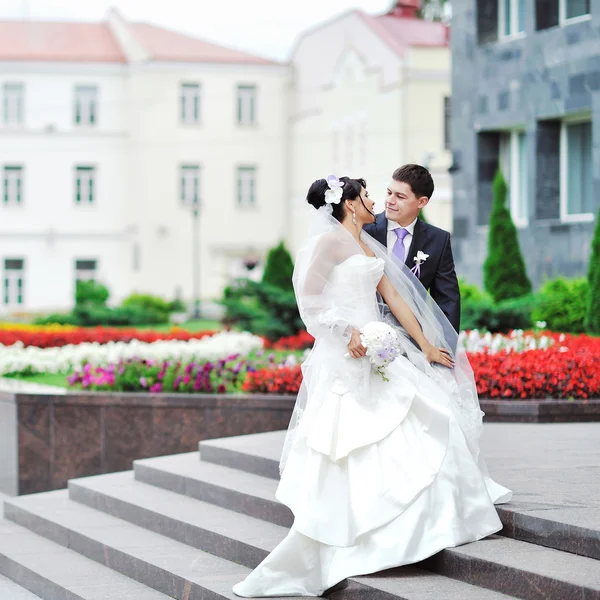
top-left (150, 383), bottom-right (162, 393)
top-left (139, 377), bottom-right (148, 388)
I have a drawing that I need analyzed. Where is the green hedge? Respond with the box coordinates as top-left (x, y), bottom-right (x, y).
top-left (532, 277), bottom-right (588, 334)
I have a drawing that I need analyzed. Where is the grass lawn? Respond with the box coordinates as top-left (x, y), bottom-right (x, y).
top-left (6, 372), bottom-right (71, 388)
top-left (130, 319), bottom-right (223, 333)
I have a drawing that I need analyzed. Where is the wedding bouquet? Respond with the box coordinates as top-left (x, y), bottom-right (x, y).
top-left (360, 321), bottom-right (401, 382)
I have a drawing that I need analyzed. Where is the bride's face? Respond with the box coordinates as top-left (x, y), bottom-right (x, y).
top-left (357, 187), bottom-right (376, 225)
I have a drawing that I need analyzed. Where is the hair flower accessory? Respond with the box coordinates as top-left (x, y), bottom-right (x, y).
top-left (411, 251), bottom-right (429, 279)
top-left (324, 174), bottom-right (344, 204)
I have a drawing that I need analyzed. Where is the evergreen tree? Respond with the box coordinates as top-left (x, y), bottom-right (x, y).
top-left (419, 209), bottom-right (429, 224)
top-left (262, 241), bottom-right (294, 292)
top-left (483, 170), bottom-right (532, 303)
top-left (585, 207), bottom-right (600, 334)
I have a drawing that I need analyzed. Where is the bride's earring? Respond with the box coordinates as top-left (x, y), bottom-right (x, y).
top-left (352, 211), bottom-right (357, 225)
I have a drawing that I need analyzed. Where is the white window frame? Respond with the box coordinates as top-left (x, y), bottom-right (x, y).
top-left (180, 83), bottom-right (201, 125)
top-left (74, 85), bottom-right (98, 126)
top-left (236, 84), bottom-right (257, 126)
top-left (498, 0), bottom-right (526, 40)
top-left (180, 165), bottom-right (200, 206)
top-left (499, 129), bottom-right (528, 227)
top-left (75, 259), bottom-right (97, 283)
top-left (75, 166), bottom-right (96, 205)
top-left (2, 83), bottom-right (24, 127)
top-left (3, 259), bottom-right (25, 307)
top-left (3, 165), bottom-right (24, 206)
top-left (559, 0), bottom-right (591, 25)
top-left (560, 116), bottom-right (594, 223)
top-left (237, 166), bottom-right (257, 208)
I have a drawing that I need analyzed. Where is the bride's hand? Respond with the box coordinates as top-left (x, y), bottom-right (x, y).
top-left (348, 328), bottom-right (367, 359)
top-left (422, 342), bottom-right (455, 368)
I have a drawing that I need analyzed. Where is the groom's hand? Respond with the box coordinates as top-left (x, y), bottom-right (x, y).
top-left (348, 329), bottom-right (367, 359)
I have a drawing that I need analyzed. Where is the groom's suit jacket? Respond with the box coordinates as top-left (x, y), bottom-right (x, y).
top-left (364, 213), bottom-right (461, 333)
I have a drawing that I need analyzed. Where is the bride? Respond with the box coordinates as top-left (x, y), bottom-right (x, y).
top-left (232, 175), bottom-right (512, 597)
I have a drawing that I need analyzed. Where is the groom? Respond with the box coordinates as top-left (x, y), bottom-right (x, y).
top-left (364, 164), bottom-right (461, 333)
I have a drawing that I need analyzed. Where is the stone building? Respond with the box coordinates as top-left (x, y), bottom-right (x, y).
top-left (450, 0), bottom-right (599, 287)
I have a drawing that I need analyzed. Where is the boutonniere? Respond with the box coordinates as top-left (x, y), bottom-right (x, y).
top-left (410, 251), bottom-right (429, 278)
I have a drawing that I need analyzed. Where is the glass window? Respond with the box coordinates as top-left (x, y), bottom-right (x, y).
top-left (3, 166), bottom-right (23, 205)
top-left (500, 0), bottom-right (525, 37)
top-left (3, 83), bottom-right (24, 126)
top-left (75, 259), bottom-right (97, 282)
top-left (236, 85), bottom-right (256, 126)
top-left (565, 121), bottom-right (593, 215)
top-left (564, 0), bottom-right (590, 19)
top-left (74, 85), bottom-right (98, 126)
top-left (75, 166), bottom-right (96, 204)
top-left (499, 130), bottom-right (528, 224)
top-left (180, 83), bottom-right (201, 124)
top-left (181, 165), bottom-right (200, 206)
top-left (3, 258), bottom-right (24, 306)
top-left (237, 166), bottom-right (257, 207)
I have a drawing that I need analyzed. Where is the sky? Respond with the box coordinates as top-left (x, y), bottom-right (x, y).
top-left (0, 0), bottom-right (394, 61)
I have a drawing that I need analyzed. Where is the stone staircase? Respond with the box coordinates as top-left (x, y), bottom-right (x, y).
top-left (1, 430), bottom-right (599, 600)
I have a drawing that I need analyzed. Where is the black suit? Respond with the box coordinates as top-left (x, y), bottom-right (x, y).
top-left (364, 213), bottom-right (461, 333)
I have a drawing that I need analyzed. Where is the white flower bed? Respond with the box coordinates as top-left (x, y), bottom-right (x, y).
top-left (0, 331), bottom-right (263, 375)
top-left (459, 328), bottom-right (554, 354)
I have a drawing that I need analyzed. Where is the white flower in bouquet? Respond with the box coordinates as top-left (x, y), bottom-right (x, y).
top-left (359, 321), bottom-right (401, 382)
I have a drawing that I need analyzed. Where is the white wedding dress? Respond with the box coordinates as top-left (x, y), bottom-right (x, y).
top-left (232, 254), bottom-right (512, 597)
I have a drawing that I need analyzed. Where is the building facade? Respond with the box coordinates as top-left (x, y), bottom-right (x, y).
top-left (0, 10), bottom-right (289, 313)
top-left (289, 3), bottom-right (453, 251)
top-left (451, 0), bottom-right (599, 287)
top-left (0, 3), bottom-right (452, 315)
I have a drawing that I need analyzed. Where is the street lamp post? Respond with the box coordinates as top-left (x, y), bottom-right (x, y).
top-left (191, 205), bottom-right (201, 319)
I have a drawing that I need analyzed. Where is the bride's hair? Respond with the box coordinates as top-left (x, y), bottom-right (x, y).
top-left (306, 177), bottom-right (366, 222)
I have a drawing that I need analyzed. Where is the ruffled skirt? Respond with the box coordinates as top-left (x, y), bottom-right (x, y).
top-left (232, 354), bottom-right (512, 597)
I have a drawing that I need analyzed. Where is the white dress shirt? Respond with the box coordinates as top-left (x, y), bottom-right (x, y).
top-left (387, 217), bottom-right (418, 261)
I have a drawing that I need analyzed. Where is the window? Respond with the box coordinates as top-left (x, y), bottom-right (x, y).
top-left (499, 131), bottom-right (528, 225)
top-left (499, 0), bottom-right (525, 37)
top-left (561, 121), bottom-right (593, 218)
top-left (3, 166), bottom-right (23, 205)
top-left (180, 83), bottom-right (201, 124)
top-left (3, 83), bottom-right (24, 126)
top-left (74, 85), bottom-right (97, 126)
top-left (237, 166), bottom-right (257, 207)
top-left (180, 165), bottom-right (200, 206)
top-left (236, 85), bottom-right (257, 126)
top-left (75, 166), bottom-right (96, 204)
top-left (75, 259), bottom-right (97, 283)
top-left (443, 97), bottom-right (451, 150)
top-left (536, 0), bottom-right (589, 28)
top-left (562, 0), bottom-right (590, 20)
top-left (3, 258), bottom-right (24, 306)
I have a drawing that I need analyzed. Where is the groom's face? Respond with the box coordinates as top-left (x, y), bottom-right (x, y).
top-left (385, 180), bottom-right (428, 225)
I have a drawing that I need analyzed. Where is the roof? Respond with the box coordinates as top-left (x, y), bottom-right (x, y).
top-left (358, 12), bottom-right (448, 56)
top-left (130, 23), bottom-right (277, 65)
top-left (0, 21), bottom-right (126, 63)
top-left (0, 16), bottom-right (278, 65)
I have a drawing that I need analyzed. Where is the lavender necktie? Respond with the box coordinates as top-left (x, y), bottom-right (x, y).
top-left (393, 227), bottom-right (409, 264)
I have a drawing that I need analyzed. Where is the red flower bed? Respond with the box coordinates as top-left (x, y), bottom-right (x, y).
top-left (269, 330), bottom-right (315, 350)
top-left (470, 336), bottom-right (600, 399)
top-left (0, 327), bottom-right (217, 348)
top-left (244, 333), bottom-right (600, 400)
top-left (242, 365), bottom-right (303, 394)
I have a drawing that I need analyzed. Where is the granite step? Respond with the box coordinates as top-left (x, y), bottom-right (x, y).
top-left (0, 574), bottom-right (43, 600)
top-left (199, 432), bottom-right (600, 560)
top-left (68, 470), bottom-right (286, 569)
top-left (68, 472), bottom-right (517, 600)
top-left (67, 468), bottom-right (599, 600)
top-left (0, 519), bottom-right (173, 600)
top-left (3, 491), bottom-right (263, 600)
top-left (134, 452), bottom-right (292, 527)
top-left (199, 431), bottom-right (283, 480)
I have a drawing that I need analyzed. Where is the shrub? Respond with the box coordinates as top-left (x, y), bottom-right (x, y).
top-left (483, 170), bottom-right (532, 302)
top-left (262, 241), bottom-right (294, 291)
top-left (168, 298), bottom-right (187, 313)
top-left (121, 293), bottom-right (171, 323)
top-left (533, 277), bottom-right (588, 334)
top-left (461, 295), bottom-right (535, 333)
top-left (76, 280), bottom-right (109, 307)
top-left (585, 209), bottom-right (600, 334)
top-left (221, 279), bottom-right (303, 341)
